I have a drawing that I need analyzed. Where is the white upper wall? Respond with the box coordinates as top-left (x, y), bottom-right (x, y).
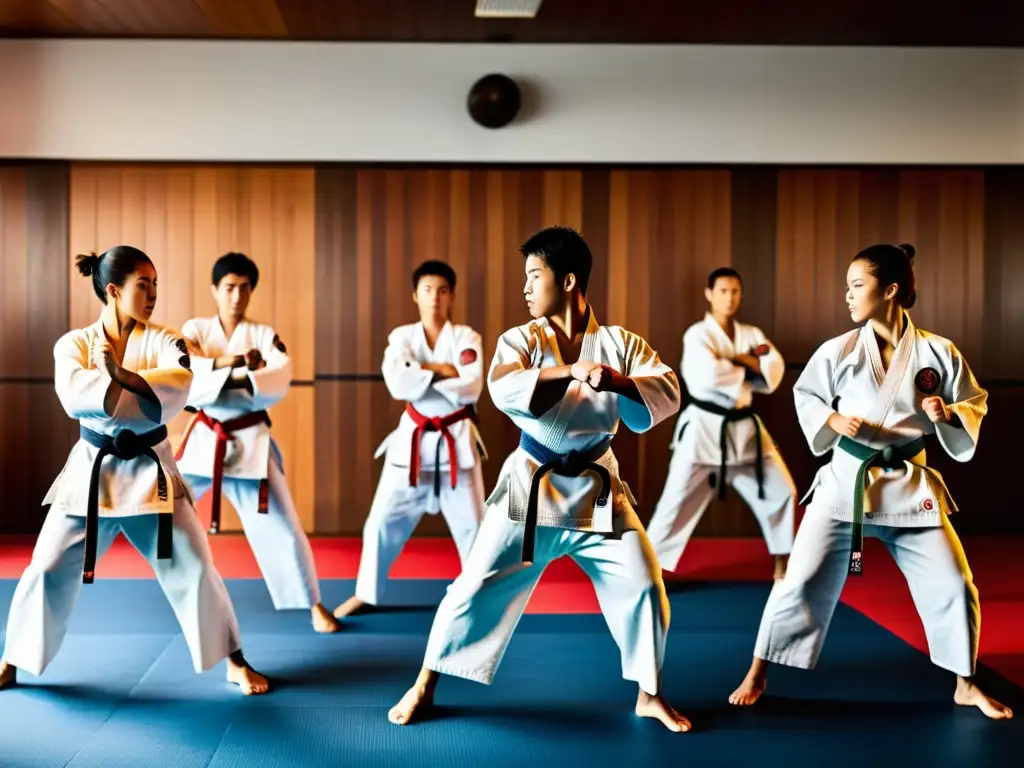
top-left (1, 40), bottom-right (1021, 164)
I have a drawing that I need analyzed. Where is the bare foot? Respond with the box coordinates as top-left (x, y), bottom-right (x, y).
top-left (333, 595), bottom-right (366, 620)
top-left (226, 657), bottom-right (270, 696)
top-left (773, 554), bottom-right (789, 581)
top-left (0, 662), bottom-right (16, 690)
top-left (312, 603), bottom-right (341, 633)
top-left (729, 657), bottom-right (767, 706)
top-left (635, 689), bottom-right (691, 732)
top-left (954, 676), bottom-right (1013, 719)
top-left (388, 668), bottom-right (439, 725)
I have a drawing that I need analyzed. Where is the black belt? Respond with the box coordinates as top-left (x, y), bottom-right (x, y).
top-left (518, 433), bottom-right (613, 566)
top-left (79, 425), bottom-right (171, 584)
top-left (688, 398), bottom-right (765, 501)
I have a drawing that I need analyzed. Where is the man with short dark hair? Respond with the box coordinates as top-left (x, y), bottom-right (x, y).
top-left (332, 260), bottom-right (487, 621)
top-left (388, 227), bottom-right (691, 733)
top-left (176, 252), bottom-right (340, 634)
top-left (646, 267), bottom-right (796, 581)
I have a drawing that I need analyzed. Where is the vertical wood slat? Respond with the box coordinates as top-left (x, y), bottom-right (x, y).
top-left (66, 164), bottom-right (317, 533)
top-left (983, 169), bottom-right (1024, 381)
top-left (0, 163), bottom-right (75, 532)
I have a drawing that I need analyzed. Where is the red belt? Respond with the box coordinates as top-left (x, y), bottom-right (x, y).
top-left (176, 409), bottom-right (272, 534)
top-left (405, 403), bottom-right (477, 496)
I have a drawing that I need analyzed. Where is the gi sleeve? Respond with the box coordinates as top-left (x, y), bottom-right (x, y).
top-left (487, 327), bottom-right (542, 420)
top-left (382, 327), bottom-right (434, 402)
top-left (52, 331), bottom-right (114, 421)
top-left (934, 342), bottom-right (987, 462)
top-left (617, 330), bottom-right (682, 434)
top-left (432, 328), bottom-right (485, 408)
top-left (181, 319), bottom-right (232, 409)
top-left (247, 328), bottom-right (293, 411)
top-left (681, 326), bottom-right (746, 402)
top-left (112, 331), bottom-right (194, 426)
top-left (749, 328), bottom-right (786, 395)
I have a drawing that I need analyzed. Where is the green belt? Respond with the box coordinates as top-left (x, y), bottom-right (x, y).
top-left (837, 435), bottom-right (927, 576)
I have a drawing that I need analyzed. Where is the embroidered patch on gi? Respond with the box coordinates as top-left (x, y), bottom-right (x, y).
top-left (460, 348), bottom-right (478, 365)
top-left (920, 498), bottom-right (935, 513)
top-left (915, 367), bottom-right (940, 395)
top-left (753, 343), bottom-right (770, 357)
top-left (273, 334), bottom-right (287, 353)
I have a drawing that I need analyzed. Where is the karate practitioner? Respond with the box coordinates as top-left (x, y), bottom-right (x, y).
top-left (176, 252), bottom-right (339, 634)
top-left (388, 227), bottom-right (691, 733)
top-left (333, 260), bottom-right (486, 620)
top-left (0, 246), bottom-right (269, 695)
top-left (646, 268), bottom-right (796, 581)
top-left (729, 243), bottom-right (1012, 720)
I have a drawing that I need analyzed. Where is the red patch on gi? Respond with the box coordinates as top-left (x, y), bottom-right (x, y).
top-left (915, 367), bottom-right (940, 395)
top-left (460, 348), bottom-right (478, 365)
top-left (922, 498), bottom-right (934, 512)
top-left (753, 344), bottom-right (770, 357)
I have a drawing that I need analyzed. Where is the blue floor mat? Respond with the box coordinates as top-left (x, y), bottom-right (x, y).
top-left (0, 578), bottom-right (1020, 767)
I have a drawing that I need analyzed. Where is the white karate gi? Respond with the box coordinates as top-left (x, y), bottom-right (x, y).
top-left (753, 313), bottom-right (985, 677)
top-left (356, 321), bottom-right (487, 605)
top-left (2, 321), bottom-right (242, 676)
top-left (422, 309), bottom-right (681, 695)
top-left (646, 314), bottom-right (796, 570)
top-left (176, 316), bottom-right (321, 610)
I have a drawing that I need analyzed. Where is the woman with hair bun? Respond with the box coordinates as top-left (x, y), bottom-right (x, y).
top-left (729, 243), bottom-right (1012, 720)
top-left (0, 246), bottom-right (269, 696)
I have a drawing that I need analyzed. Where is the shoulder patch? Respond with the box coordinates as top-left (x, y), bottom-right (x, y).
top-left (915, 367), bottom-right (941, 395)
top-left (459, 348), bottom-right (478, 365)
top-left (753, 343), bottom-right (771, 357)
top-left (272, 334), bottom-right (287, 354)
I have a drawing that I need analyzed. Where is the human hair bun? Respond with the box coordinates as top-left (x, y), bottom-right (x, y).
top-left (897, 243), bottom-right (916, 260)
top-left (75, 252), bottom-right (102, 277)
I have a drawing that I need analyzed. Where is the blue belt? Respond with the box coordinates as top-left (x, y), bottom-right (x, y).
top-left (518, 432), bottom-right (613, 565)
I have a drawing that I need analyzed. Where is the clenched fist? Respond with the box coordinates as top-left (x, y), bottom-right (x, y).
top-left (829, 412), bottom-right (863, 438)
top-left (245, 349), bottom-right (266, 371)
top-left (90, 336), bottom-right (118, 378)
top-left (921, 396), bottom-right (951, 424)
top-left (570, 360), bottom-right (614, 392)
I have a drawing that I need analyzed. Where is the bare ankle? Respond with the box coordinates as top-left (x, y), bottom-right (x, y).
top-left (415, 667), bottom-right (440, 693)
top-left (228, 650), bottom-right (248, 669)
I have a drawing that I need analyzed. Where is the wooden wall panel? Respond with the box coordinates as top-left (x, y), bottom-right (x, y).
top-left (983, 170), bottom-right (1024, 380)
top-left (67, 164), bottom-right (317, 533)
top-left (0, 163), bottom-right (75, 532)
top-left (774, 170), bottom-right (985, 364)
top-left (314, 164), bottom-right (1021, 540)
top-left (603, 170), bottom-right (737, 529)
top-left (4, 162), bottom-right (1021, 538)
top-left (314, 168), bottom-right (583, 535)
